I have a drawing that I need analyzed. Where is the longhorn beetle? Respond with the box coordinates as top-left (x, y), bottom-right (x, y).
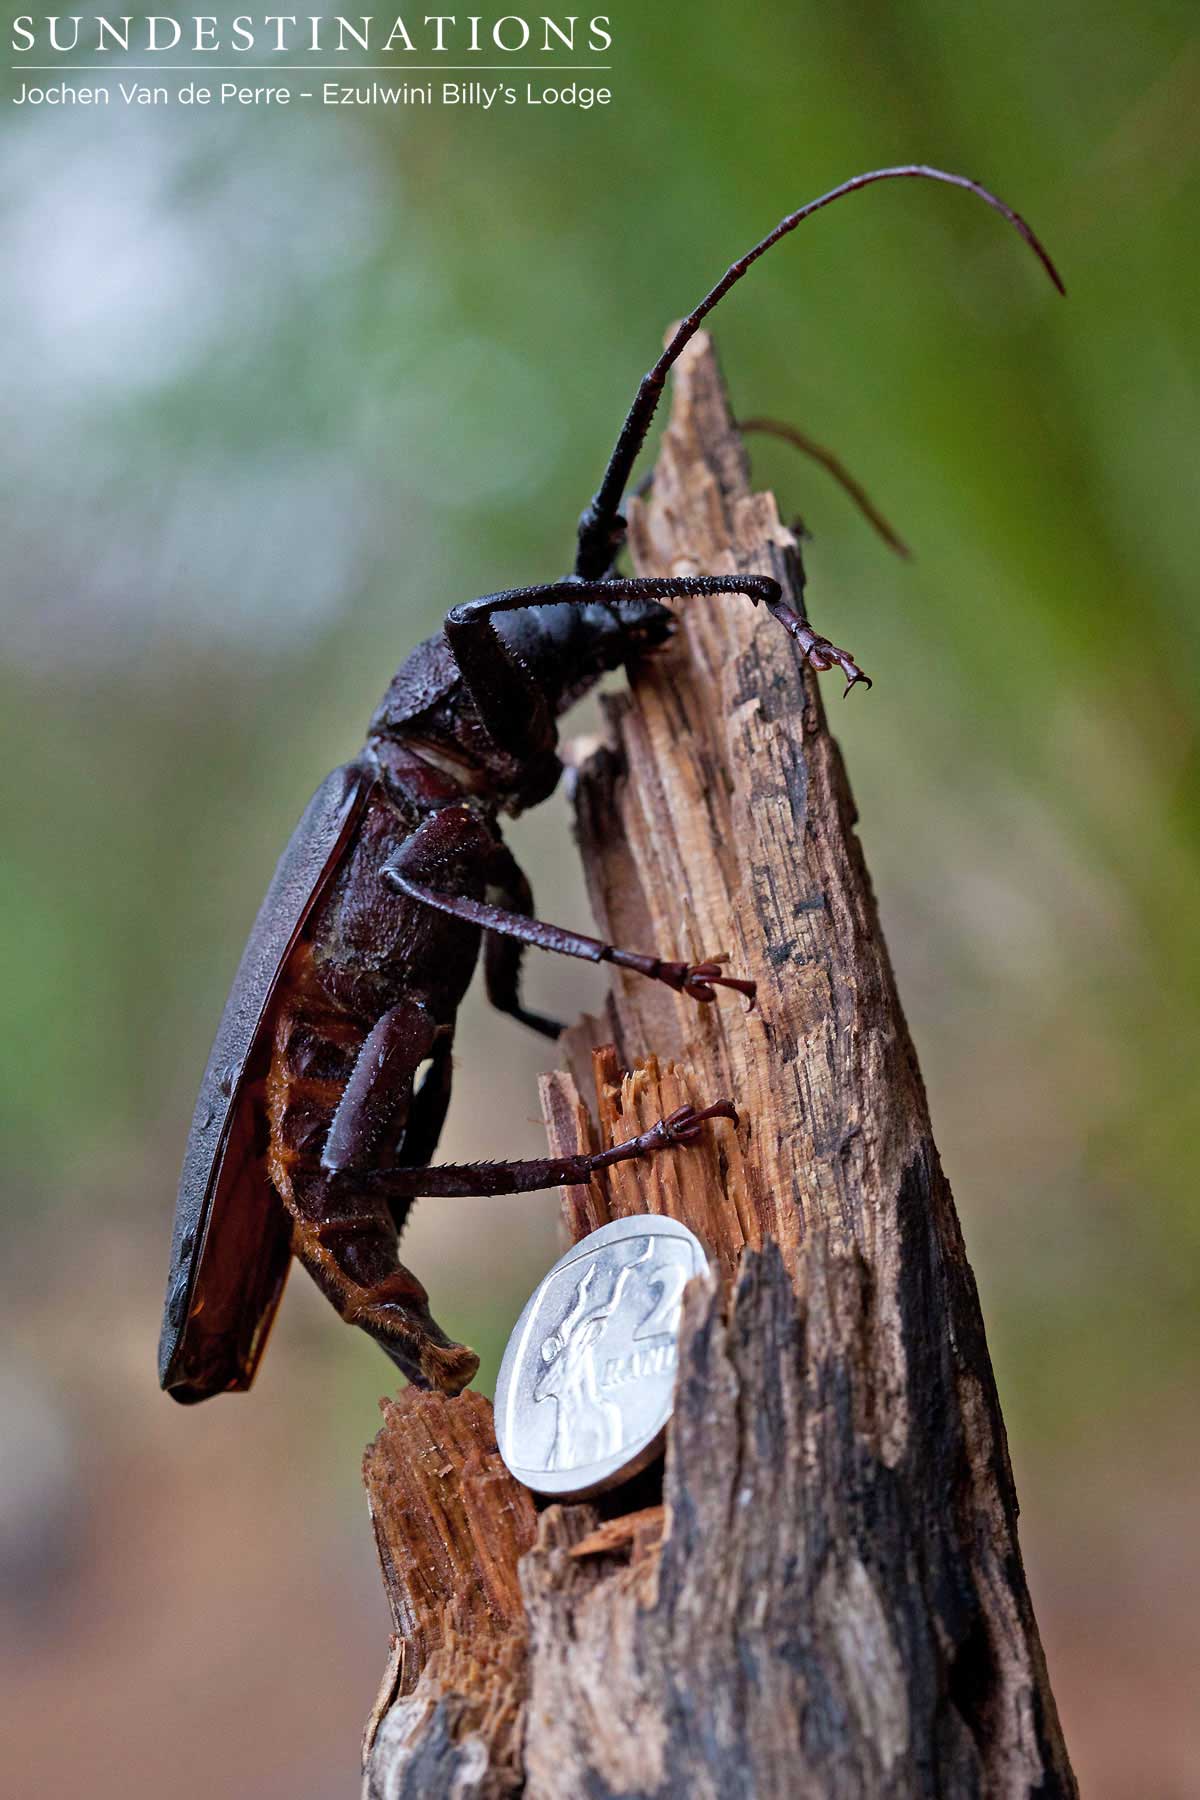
top-left (160, 165), bottom-right (1063, 1402)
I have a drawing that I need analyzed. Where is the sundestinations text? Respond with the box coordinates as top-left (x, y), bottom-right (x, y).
top-left (11, 13), bottom-right (612, 53)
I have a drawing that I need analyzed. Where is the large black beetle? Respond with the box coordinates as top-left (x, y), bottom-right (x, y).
top-left (160, 166), bottom-right (1062, 1400)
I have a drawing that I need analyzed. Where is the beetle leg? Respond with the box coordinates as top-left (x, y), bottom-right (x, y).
top-left (357, 1099), bottom-right (739, 1200)
top-left (321, 997), bottom-right (437, 1177)
top-left (398, 1030), bottom-right (456, 1179)
top-left (442, 587), bottom-right (561, 768)
top-left (324, 1011), bottom-right (458, 1229)
top-left (293, 1207), bottom-right (479, 1395)
top-left (483, 839), bottom-right (565, 1040)
top-left (274, 995), bottom-right (478, 1393)
top-left (446, 574), bottom-right (870, 700)
top-left (384, 826), bottom-right (756, 1012)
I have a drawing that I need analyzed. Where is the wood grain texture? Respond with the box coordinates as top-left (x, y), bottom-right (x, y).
top-left (362, 332), bottom-right (1074, 1798)
top-left (362, 1388), bottom-right (536, 1797)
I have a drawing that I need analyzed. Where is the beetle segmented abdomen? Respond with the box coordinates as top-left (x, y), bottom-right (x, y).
top-left (250, 913), bottom-right (477, 1397)
top-left (266, 949), bottom-right (360, 1204)
top-left (265, 943), bottom-right (403, 1302)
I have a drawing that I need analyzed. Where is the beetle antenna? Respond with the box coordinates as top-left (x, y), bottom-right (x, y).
top-left (738, 416), bottom-right (912, 559)
top-left (573, 164), bottom-right (1065, 580)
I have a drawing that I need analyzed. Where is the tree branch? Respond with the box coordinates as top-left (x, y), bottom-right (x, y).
top-left (361, 332), bottom-right (1075, 1798)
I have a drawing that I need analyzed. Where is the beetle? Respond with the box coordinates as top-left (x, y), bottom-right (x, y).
top-left (160, 164), bottom-right (1063, 1402)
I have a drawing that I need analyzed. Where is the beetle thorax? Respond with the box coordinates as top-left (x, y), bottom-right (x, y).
top-left (367, 597), bottom-right (674, 816)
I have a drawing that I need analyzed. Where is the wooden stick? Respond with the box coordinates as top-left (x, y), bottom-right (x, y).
top-left (362, 333), bottom-right (1075, 1798)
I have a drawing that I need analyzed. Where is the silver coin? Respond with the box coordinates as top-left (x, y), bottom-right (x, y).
top-left (494, 1213), bottom-right (708, 1500)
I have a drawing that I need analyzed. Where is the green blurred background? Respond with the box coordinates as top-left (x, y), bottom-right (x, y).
top-left (2, 1), bottom-right (1197, 1791)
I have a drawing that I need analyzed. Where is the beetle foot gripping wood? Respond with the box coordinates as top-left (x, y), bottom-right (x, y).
top-left (362, 333), bottom-right (1075, 1797)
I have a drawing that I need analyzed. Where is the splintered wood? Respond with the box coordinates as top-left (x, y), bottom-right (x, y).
top-left (540, 1046), bottom-right (752, 1273)
top-left (362, 1388), bottom-right (535, 1786)
top-left (362, 333), bottom-right (1075, 1799)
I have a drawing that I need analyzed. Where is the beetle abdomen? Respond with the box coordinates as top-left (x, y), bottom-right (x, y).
top-left (263, 941), bottom-right (477, 1392)
top-left (265, 946), bottom-right (400, 1289)
top-left (266, 983), bottom-right (360, 1182)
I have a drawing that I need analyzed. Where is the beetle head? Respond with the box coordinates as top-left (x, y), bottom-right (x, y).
top-left (366, 597), bottom-right (676, 817)
top-left (500, 593), bottom-right (676, 719)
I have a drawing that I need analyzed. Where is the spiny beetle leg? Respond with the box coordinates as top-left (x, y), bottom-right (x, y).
top-left (446, 575), bottom-right (869, 699)
top-left (359, 1100), bottom-right (739, 1200)
top-left (384, 841), bottom-right (756, 1011)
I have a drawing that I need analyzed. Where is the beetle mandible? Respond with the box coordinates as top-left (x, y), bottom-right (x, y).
top-left (160, 165), bottom-right (1063, 1402)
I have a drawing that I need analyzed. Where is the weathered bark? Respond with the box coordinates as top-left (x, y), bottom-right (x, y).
top-left (362, 333), bottom-right (1075, 1798)
top-left (362, 1388), bottom-right (536, 1795)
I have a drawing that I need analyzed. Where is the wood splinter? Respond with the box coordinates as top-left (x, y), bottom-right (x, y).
top-left (362, 332), bottom-right (1075, 1799)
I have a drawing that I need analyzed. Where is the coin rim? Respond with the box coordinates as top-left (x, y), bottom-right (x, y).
top-left (493, 1213), bottom-right (707, 1501)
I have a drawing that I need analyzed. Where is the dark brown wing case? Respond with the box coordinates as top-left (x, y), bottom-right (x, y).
top-left (159, 762), bottom-right (370, 1402)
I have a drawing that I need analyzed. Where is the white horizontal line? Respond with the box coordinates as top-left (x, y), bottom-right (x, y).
top-left (14, 64), bottom-right (612, 72)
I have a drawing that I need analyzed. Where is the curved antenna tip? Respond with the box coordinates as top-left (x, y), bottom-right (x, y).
top-left (853, 164), bottom-right (1066, 298)
top-left (577, 162), bottom-right (1066, 577)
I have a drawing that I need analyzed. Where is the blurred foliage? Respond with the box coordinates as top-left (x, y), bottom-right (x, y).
top-left (5, 6), bottom-right (1200, 1792)
top-left (3, 0), bottom-right (1198, 1464)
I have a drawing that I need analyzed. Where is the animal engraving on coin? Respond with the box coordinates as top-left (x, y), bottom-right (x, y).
top-left (534, 1241), bottom-right (653, 1470)
top-left (495, 1215), bottom-right (708, 1499)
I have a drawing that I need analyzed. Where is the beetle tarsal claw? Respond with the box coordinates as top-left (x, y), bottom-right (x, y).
top-left (803, 636), bottom-right (871, 694)
top-left (680, 957), bottom-right (757, 1008)
top-left (770, 604), bottom-right (872, 696)
top-left (654, 954), bottom-right (756, 1007)
top-left (659, 1099), bottom-right (739, 1146)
